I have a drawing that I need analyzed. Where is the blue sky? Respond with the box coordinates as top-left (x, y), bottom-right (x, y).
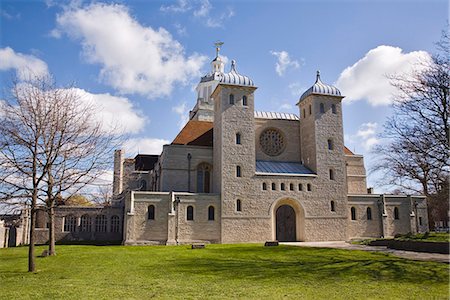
top-left (0, 0), bottom-right (448, 191)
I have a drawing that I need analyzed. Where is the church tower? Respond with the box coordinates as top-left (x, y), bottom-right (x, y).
top-left (211, 50), bottom-right (257, 242)
top-left (297, 71), bottom-right (348, 238)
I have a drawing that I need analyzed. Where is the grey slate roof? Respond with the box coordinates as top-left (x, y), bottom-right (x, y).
top-left (255, 160), bottom-right (316, 176)
top-left (299, 71), bottom-right (341, 102)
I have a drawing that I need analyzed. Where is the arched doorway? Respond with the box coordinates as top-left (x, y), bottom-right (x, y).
top-left (8, 226), bottom-right (17, 247)
top-left (276, 205), bottom-right (296, 241)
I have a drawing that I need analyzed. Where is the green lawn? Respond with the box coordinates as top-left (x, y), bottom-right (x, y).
top-left (394, 232), bottom-right (450, 242)
top-left (0, 244), bottom-right (448, 299)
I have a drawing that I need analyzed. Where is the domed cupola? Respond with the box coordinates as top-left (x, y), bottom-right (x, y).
top-left (299, 71), bottom-right (341, 102)
top-left (219, 60), bottom-right (254, 87)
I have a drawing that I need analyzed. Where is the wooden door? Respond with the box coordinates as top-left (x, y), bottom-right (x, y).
top-left (276, 205), bottom-right (296, 242)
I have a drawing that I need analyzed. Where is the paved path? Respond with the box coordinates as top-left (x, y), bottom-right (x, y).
top-left (281, 241), bottom-right (449, 263)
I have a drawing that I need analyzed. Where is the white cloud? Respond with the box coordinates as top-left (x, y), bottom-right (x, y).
top-left (172, 102), bottom-right (190, 129)
top-left (347, 122), bottom-right (380, 152)
top-left (161, 0), bottom-right (234, 28)
top-left (193, 0), bottom-right (211, 17)
top-left (270, 50), bottom-right (300, 76)
top-left (160, 0), bottom-right (191, 13)
top-left (288, 82), bottom-right (305, 97)
top-left (48, 28), bottom-right (62, 38)
top-left (336, 45), bottom-right (431, 106)
top-left (123, 138), bottom-right (170, 156)
top-left (55, 3), bottom-right (208, 99)
top-left (73, 88), bottom-right (146, 134)
top-left (279, 103), bottom-right (293, 111)
top-left (0, 47), bottom-right (49, 80)
top-left (174, 23), bottom-right (187, 36)
top-left (204, 6), bottom-right (234, 28)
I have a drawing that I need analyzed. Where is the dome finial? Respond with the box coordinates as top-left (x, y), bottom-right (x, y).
top-left (316, 70), bottom-right (321, 82)
top-left (231, 60), bottom-right (237, 73)
top-left (214, 41), bottom-right (224, 58)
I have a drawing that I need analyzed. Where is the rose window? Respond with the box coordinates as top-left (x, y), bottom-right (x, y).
top-left (259, 128), bottom-right (285, 156)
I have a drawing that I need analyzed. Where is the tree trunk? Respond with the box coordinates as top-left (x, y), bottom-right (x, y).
top-left (48, 205), bottom-right (56, 256)
top-left (28, 206), bottom-right (36, 273)
top-left (47, 169), bottom-right (56, 256)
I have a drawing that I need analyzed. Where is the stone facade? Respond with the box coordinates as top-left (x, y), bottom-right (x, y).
top-left (33, 206), bottom-right (123, 245)
top-left (112, 52), bottom-right (428, 245)
top-left (3, 48), bottom-right (427, 249)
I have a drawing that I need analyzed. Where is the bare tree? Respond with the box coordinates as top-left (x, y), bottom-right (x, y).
top-left (0, 75), bottom-right (121, 270)
top-left (0, 76), bottom-right (55, 272)
top-left (372, 31), bottom-right (449, 228)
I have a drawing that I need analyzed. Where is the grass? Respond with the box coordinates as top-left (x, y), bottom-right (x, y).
top-left (0, 244), bottom-right (448, 299)
top-left (394, 232), bottom-right (450, 242)
top-left (353, 232), bottom-right (450, 245)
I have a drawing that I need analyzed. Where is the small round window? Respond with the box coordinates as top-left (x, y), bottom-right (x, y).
top-left (259, 128), bottom-right (285, 156)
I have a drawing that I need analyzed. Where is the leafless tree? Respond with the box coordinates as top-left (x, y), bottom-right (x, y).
top-left (372, 31), bottom-right (449, 228)
top-left (0, 75), bottom-right (122, 271)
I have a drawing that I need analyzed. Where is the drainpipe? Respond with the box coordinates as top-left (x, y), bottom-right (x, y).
top-left (413, 199), bottom-right (419, 233)
top-left (187, 153), bottom-right (192, 192)
top-left (378, 194), bottom-right (386, 238)
top-left (174, 195), bottom-right (180, 245)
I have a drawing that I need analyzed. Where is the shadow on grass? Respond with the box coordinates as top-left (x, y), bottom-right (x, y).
top-left (150, 245), bottom-right (447, 284)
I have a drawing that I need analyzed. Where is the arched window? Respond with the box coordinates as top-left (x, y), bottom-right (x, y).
top-left (229, 94), bottom-right (234, 104)
top-left (187, 206), bottom-right (194, 221)
top-left (243, 95), bottom-right (248, 106)
top-left (236, 165), bottom-right (241, 177)
top-left (307, 183), bottom-right (312, 191)
top-left (148, 205), bottom-right (155, 220)
top-left (320, 103), bottom-right (325, 113)
top-left (271, 183), bottom-right (276, 190)
top-left (419, 217), bottom-right (422, 226)
top-left (328, 139), bottom-right (334, 150)
top-left (367, 207), bottom-right (372, 220)
top-left (281, 183), bottom-right (285, 190)
top-left (64, 215), bottom-right (77, 232)
top-left (394, 207), bottom-right (400, 220)
top-left (298, 183), bottom-right (303, 191)
top-left (289, 183), bottom-right (294, 191)
top-left (236, 199), bottom-right (242, 212)
top-left (208, 206), bottom-right (215, 221)
top-left (309, 104), bottom-right (312, 115)
top-left (351, 207), bottom-right (356, 220)
top-left (110, 215), bottom-right (120, 233)
top-left (80, 215), bottom-right (91, 232)
top-left (140, 180), bottom-right (147, 191)
top-left (303, 109), bottom-right (306, 118)
top-left (236, 133), bottom-right (241, 144)
top-left (332, 104), bottom-right (337, 114)
top-left (262, 182), bottom-right (267, 190)
top-left (329, 169), bottom-right (334, 180)
top-left (95, 215), bottom-right (107, 232)
top-left (330, 201), bottom-right (335, 212)
top-left (197, 163), bottom-right (211, 193)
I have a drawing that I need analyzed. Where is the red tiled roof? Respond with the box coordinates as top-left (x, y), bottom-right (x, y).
top-left (172, 120), bottom-right (213, 145)
top-left (344, 146), bottom-right (354, 155)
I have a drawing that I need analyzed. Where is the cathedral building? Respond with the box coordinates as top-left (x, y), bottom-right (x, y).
top-left (113, 45), bottom-right (429, 245)
top-left (1, 45), bottom-right (429, 248)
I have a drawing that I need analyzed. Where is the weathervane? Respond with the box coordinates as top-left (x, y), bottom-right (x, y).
top-left (214, 41), bottom-right (224, 57)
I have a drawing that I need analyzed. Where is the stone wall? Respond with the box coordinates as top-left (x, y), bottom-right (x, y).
top-left (254, 118), bottom-right (301, 162)
top-left (0, 220), bottom-right (5, 248)
top-left (347, 195), bottom-right (429, 239)
top-left (123, 191), bottom-right (221, 245)
top-left (347, 195), bottom-right (382, 238)
top-left (345, 154), bottom-right (368, 194)
top-left (34, 206), bottom-right (123, 245)
top-left (159, 145), bottom-right (213, 193)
